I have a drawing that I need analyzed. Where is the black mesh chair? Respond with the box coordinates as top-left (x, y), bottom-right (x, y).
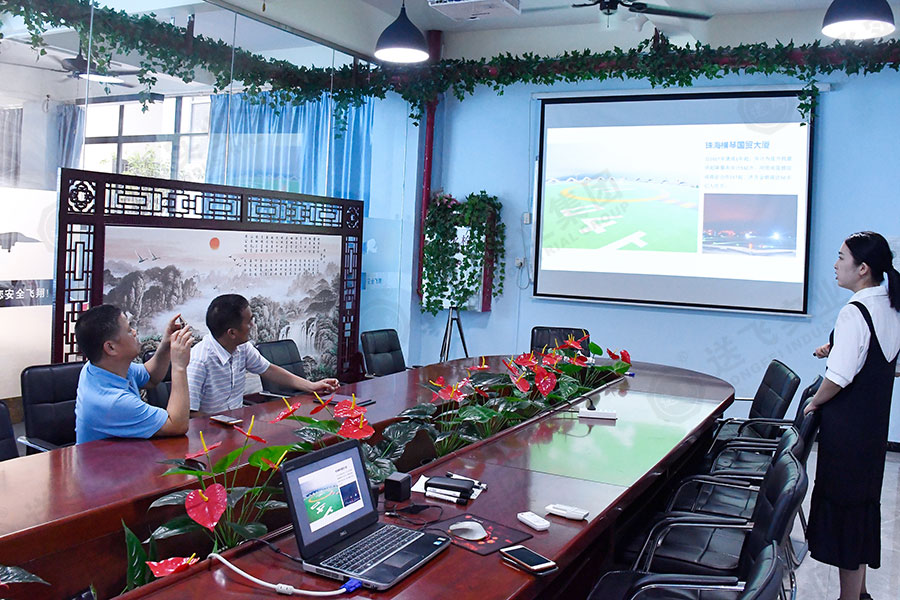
top-left (19, 362), bottom-right (84, 453)
top-left (0, 401), bottom-right (18, 461)
top-left (631, 452), bottom-right (806, 578)
top-left (710, 359), bottom-right (800, 450)
top-left (589, 541), bottom-right (783, 600)
top-left (530, 326), bottom-right (590, 354)
top-left (256, 339), bottom-right (306, 396)
top-left (361, 329), bottom-right (408, 376)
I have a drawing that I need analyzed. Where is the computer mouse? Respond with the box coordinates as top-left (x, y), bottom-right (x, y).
top-left (449, 520), bottom-right (488, 541)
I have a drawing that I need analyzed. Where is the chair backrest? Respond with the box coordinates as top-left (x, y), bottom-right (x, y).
top-left (145, 381), bottom-right (170, 409)
top-left (21, 362), bottom-right (84, 450)
top-left (360, 329), bottom-right (407, 376)
top-left (530, 327), bottom-right (590, 354)
top-left (256, 339), bottom-right (306, 395)
top-left (738, 542), bottom-right (783, 600)
top-left (771, 426), bottom-right (801, 463)
top-left (792, 408), bottom-right (821, 468)
top-left (740, 452), bottom-right (807, 572)
top-left (748, 360), bottom-right (801, 436)
top-left (791, 375), bottom-right (823, 428)
top-left (0, 401), bottom-right (18, 461)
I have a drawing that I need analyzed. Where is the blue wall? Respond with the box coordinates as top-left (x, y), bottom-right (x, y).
top-left (402, 70), bottom-right (900, 442)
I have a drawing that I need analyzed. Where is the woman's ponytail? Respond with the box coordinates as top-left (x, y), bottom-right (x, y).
top-left (844, 231), bottom-right (900, 310)
top-left (887, 265), bottom-right (900, 311)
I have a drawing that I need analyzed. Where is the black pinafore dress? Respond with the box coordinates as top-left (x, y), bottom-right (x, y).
top-left (807, 301), bottom-right (898, 570)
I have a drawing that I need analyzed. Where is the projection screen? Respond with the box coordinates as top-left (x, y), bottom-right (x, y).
top-left (534, 91), bottom-right (813, 314)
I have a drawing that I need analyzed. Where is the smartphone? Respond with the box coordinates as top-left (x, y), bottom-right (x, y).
top-left (499, 545), bottom-right (556, 573)
top-left (209, 414), bottom-right (243, 426)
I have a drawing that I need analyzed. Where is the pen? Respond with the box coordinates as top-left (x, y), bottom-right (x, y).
top-left (446, 471), bottom-right (488, 490)
top-left (425, 489), bottom-right (468, 505)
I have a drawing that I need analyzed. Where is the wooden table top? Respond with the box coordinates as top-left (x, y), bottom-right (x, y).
top-left (74, 358), bottom-right (734, 600)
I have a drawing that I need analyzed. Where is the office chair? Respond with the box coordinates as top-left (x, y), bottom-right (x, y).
top-left (530, 326), bottom-right (590, 355)
top-left (0, 401), bottom-right (18, 460)
top-left (256, 339), bottom-right (306, 396)
top-left (589, 541), bottom-right (782, 600)
top-left (19, 362), bottom-right (84, 453)
top-left (360, 329), bottom-right (408, 376)
top-left (710, 359), bottom-right (800, 450)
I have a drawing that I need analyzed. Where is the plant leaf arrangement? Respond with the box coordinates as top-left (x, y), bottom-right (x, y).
top-left (6, 0), bottom-right (900, 120)
top-left (0, 564), bottom-right (49, 592)
top-left (421, 191), bottom-right (506, 315)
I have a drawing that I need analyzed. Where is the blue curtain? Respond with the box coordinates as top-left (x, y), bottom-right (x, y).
top-left (56, 104), bottom-right (85, 169)
top-left (205, 93), bottom-right (372, 206)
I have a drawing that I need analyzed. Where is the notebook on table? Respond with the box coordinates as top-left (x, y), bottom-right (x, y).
top-left (281, 439), bottom-right (450, 590)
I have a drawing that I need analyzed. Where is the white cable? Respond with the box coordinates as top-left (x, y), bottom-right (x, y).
top-left (208, 553), bottom-right (353, 596)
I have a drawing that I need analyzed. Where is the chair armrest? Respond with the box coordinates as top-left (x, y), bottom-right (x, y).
top-left (707, 468), bottom-right (765, 481)
top-left (17, 436), bottom-right (60, 452)
top-left (736, 418), bottom-right (792, 435)
top-left (711, 443), bottom-right (776, 465)
top-left (627, 573), bottom-right (742, 599)
top-left (666, 476), bottom-right (758, 512)
top-left (634, 515), bottom-right (750, 571)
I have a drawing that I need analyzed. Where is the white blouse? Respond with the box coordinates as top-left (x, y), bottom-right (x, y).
top-left (825, 286), bottom-right (900, 388)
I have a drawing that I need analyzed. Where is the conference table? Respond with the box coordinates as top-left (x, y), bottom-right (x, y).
top-left (0, 357), bottom-right (733, 600)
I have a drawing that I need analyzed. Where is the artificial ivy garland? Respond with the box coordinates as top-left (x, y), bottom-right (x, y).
top-left (421, 191), bottom-right (506, 315)
top-left (3, 0), bottom-right (900, 119)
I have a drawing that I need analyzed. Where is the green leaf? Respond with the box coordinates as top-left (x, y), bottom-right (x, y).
top-left (227, 486), bottom-right (251, 508)
top-left (212, 447), bottom-right (246, 474)
top-left (148, 515), bottom-right (204, 541)
top-left (588, 341), bottom-right (604, 356)
top-left (363, 456), bottom-right (396, 484)
top-left (254, 500), bottom-right (288, 511)
top-left (225, 520), bottom-right (267, 540)
top-left (148, 490), bottom-right (192, 509)
top-left (161, 466), bottom-right (214, 477)
top-left (382, 421), bottom-right (426, 448)
top-left (294, 426), bottom-right (328, 444)
top-left (457, 405), bottom-right (500, 423)
top-left (248, 444), bottom-right (297, 470)
top-left (122, 521), bottom-right (152, 591)
top-left (556, 374), bottom-right (581, 399)
top-left (289, 416), bottom-right (341, 433)
top-left (0, 564), bottom-right (49, 586)
top-left (398, 403), bottom-right (437, 419)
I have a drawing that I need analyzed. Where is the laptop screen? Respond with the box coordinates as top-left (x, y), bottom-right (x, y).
top-left (282, 441), bottom-right (376, 553)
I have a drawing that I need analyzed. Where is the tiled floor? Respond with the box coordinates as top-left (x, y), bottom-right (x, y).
top-left (794, 446), bottom-right (900, 599)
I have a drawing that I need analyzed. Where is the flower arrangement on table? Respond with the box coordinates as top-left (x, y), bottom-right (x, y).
top-left (126, 336), bottom-right (631, 589)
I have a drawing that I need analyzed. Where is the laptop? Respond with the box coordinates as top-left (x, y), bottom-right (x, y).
top-left (281, 439), bottom-right (450, 590)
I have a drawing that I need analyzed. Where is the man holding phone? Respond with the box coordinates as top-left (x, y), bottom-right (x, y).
top-left (74, 305), bottom-right (193, 443)
top-left (187, 294), bottom-right (339, 414)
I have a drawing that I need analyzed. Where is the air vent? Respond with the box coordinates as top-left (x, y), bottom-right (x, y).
top-left (428, 0), bottom-right (521, 21)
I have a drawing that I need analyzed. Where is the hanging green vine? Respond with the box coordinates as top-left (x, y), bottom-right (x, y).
top-left (421, 191), bottom-right (506, 316)
top-left (3, 0), bottom-right (900, 120)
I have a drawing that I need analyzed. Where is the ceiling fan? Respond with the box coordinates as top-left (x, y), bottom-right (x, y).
top-left (0, 41), bottom-right (140, 86)
top-left (572, 0), bottom-right (711, 21)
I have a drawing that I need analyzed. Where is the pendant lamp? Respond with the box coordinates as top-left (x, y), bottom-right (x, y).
top-left (374, 2), bottom-right (429, 64)
top-left (822, 0), bottom-right (895, 40)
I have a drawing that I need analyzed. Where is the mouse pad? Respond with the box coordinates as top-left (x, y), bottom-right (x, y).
top-left (432, 514), bottom-right (532, 555)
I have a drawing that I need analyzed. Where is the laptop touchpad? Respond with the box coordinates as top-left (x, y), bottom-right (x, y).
top-left (383, 550), bottom-right (418, 569)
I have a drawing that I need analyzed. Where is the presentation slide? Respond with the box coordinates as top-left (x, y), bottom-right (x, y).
top-left (535, 92), bottom-right (812, 313)
top-left (296, 457), bottom-right (364, 533)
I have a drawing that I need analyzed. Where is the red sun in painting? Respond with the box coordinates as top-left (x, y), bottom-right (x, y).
top-left (209, 237), bottom-right (220, 250)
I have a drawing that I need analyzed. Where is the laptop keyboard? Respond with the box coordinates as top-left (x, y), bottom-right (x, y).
top-left (322, 525), bottom-right (422, 575)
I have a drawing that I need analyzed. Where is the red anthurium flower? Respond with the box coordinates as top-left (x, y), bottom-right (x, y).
top-left (338, 415), bottom-right (374, 440)
top-left (511, 374), bottom-right (530, 393)
top-left (270, 399), bottom-right (303, 423)
top-left (620, 349), bottom-right (631, 364)
top-left (607, 348), bottom-right (620, 360)
top-left (570, 354), bottom-right (589, 367)
top-left (185, 431), bottom-right (221, 460)
top-left (260, 450), bottom-right (289, 471)
top-left (533, 365), bottom-right (557, 397)
top-left (473, 387), bottom-right (490, 398)
top-left (429, 376), bottom-right (446, 387)
top-left (514, 352), bottom-right (538, 368)
top-left (146, 554), bottom-right (199, 577)
top-left (559, 338), bottom-right (582, 351)
top-left (334, 396), bottom-right (367, 419)
top-left (310, 392), bottom-right (334, 415)
top-left (235, 415), bottom-right (267, 444)
top-left (185, 483), bottom-right (227, 531)
top-left (467, 356), bottom-right (490, 371)
top-left (502, 358), bottom-right (519, 376)
top-left (541, 353), bottom-right (561, 367)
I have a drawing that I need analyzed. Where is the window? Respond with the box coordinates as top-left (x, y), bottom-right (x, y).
top-left (82, 96), bottom-right (210, 182)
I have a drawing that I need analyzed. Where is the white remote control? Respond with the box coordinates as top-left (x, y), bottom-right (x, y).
top-left (545, 503), bottom-right (589, 521)
top-left (517, 511), bottom-right (550, 531)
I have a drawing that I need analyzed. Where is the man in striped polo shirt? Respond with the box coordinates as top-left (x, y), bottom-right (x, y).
top-left (187, 294), bottom-right (339, 414)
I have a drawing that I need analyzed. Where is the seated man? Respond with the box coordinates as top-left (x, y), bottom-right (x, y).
top-left (74, 304), bottom-right (193, 443)
top-left (188, 294), bottom-right (339, 413)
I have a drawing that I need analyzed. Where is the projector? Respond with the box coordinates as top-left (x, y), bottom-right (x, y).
top-left (428, 0), bottom-right (521, 21)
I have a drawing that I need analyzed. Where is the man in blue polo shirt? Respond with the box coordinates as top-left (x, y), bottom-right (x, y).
top-left (74, 304), bottom-right (193, 443)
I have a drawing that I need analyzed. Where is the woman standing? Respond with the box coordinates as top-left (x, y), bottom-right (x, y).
top-left (805, 231), bottom-right (900, 600)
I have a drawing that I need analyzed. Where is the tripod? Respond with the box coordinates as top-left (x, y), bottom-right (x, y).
top-left (439, 306), bottom-right (469, 363)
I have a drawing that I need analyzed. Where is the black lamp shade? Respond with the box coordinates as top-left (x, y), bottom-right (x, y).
top-left (375, 5), bottom-right (429, 64)
top-left (822, 0), bottom-right (895, 40)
